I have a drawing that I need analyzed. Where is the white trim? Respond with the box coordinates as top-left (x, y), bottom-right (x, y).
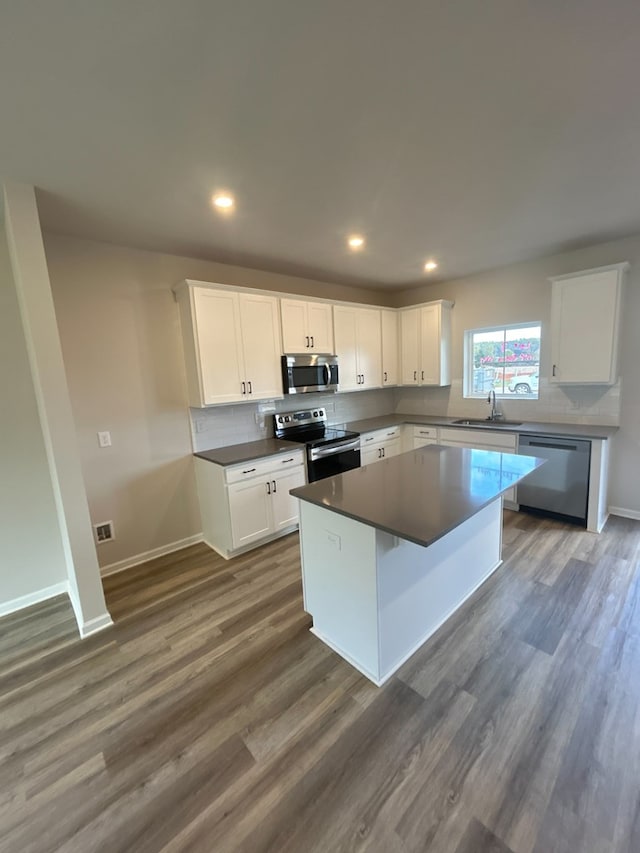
top-left (77, 613), bottom-right (114, 638)
top-left (0, 581), bottom-right (69, 619)
top-left (100, 533), bottom-right (205, 577)
top-left (609, 506), bottom-right (640, 521)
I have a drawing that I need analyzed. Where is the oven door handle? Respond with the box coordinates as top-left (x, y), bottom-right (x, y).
top-left (309, 439), bottom-right (361, 460)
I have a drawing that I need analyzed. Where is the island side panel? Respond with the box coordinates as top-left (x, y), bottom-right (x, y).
top-left (376, 497), bottom-right (503, 683)
top-left (298, 501), bottom-right (381, 683)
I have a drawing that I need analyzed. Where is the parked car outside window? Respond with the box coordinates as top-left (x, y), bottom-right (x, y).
top-left (508, 373), bottom-right (539, 394)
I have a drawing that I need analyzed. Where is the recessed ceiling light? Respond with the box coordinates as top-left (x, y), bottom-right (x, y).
top-left (212, 193), bottom-right (235, 210)
top-left (424, 259), bottom-right (438, 272)
top-left (348, 235), bottom-right (365, 250)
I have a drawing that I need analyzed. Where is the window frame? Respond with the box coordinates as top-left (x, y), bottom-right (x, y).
top-left (463, 321), bottom-right (541, 400)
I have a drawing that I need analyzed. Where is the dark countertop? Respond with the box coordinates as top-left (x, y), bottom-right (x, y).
top-left (340, 413), bottom-right (618, 441)
top-left (194, 438), bottom-right (301, 466)
top-left (291, 445), bottom-right (544, 548)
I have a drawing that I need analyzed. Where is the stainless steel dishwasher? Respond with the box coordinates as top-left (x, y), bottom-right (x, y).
top-left (518, 434), bottom-right (591, 526)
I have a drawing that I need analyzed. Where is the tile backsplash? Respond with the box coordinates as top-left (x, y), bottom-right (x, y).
top-left (190, 388), bottom-right (398, 452)
top-left (395, 376), bottom-right (621, 426)
top-left (191, 376), bottom-right (620, 452)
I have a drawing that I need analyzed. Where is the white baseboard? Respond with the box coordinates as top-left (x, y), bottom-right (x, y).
top-left (609, 506), bottom-right (640, 521)
top-left (78, 612), bottom-right (114, 638)
top-left (100, 533), bottom-right (204, 577)
top-left (0, 581), bottom-right (69, 619)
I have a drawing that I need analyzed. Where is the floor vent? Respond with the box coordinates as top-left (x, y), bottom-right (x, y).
top-left (94, 521), bottom-right (115, 544)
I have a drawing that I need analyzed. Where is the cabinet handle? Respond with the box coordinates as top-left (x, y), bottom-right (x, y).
top-left (242, 467), bottom-right (256, 474)
top-left (272, 479), bottom-right (277, 493)
top-left (282, 457), bottom-right (295, 463)
top-left (365, 436), bottom-right (374, 442)
top-left (378, 448), bottom-right (382, 458)
top-left (247, 380), bottom-right (252, 394)
top-left (310, 336), bottom-right (314, 347)
top-left (552, 364), bottom-right (557, 377)
top-left (414, 370), bottom-right (417, 381)
top-left (305, 336), bottom-right (310, 348)
top-left (387, 432), bottom-right (395, 437)
top-left (241, 381), bottom-right (246, 395)
top-left (421, 371), bottom-right (424, 380)
top-left (384, 371), bottom-right (387, 382)
top-left (382, 447), bottom-right (385, 458)
top-left (266, 481), bottom-right (271, 495)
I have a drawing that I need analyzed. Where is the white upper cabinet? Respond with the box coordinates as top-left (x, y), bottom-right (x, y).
top-left (550, 264), bottom-right (627, 385)
top-left (281, 299), bottom-right (334, 353)
top-left (381, 309), bottom-right (399, 386)
top-left (400, 300), bottom-right (452, 386)
top-left (176, 282), bottom-right (282, 407)
top-left (333, 305), bottom-right (382, 391)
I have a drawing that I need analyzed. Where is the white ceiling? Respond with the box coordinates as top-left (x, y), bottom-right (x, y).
top-left (1, 1), bottom-right (640, 288)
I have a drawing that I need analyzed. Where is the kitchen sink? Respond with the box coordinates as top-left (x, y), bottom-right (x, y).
top-left (451, 418), bottom-right (523, 426)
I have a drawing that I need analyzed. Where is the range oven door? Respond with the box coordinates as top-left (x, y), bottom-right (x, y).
top-left (307, 438), bottom-right (361, 482)
top-left (282, 354), bottom-right (339, 395)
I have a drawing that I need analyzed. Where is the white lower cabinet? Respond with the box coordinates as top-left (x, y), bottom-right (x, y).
top-left (360, 426), bottom-right (402, 465)
top-left (195, 450), bottom-right (306, 559)
top-left (412, 425), bottom-right (439, 449)
top-left (438, 428), bottom-right (518, 506)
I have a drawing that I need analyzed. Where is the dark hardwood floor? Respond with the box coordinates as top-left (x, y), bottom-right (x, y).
top-left (1, 511), bottom-right (640, 852)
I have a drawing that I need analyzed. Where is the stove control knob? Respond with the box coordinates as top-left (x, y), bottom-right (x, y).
top-left (277, 416), bottom-right (283, 423)
top-left (285, 416), bottom-right (290, 422)
top-left (313, 410), bottom-right (318, 417)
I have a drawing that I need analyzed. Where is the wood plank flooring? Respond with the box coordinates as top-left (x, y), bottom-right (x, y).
top-left (1, 511), bottom-right (640, 852)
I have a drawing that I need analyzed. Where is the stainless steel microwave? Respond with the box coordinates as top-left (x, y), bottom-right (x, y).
top-left (281, 354), bottom-right (339, 395)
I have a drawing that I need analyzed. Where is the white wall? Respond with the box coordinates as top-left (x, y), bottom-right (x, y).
top-left (43, 233), bottom-right (393, 569)
top-left (393, 233), bottom-right (640, 515)
top-left (0, 225), bottom-right (68, 613)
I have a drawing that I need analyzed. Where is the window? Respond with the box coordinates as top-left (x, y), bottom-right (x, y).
top-left (464, 323), bottom-right (541, 399)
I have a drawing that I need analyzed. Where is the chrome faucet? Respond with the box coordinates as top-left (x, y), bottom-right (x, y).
top-left (487, 389), bottom-right (499, 421)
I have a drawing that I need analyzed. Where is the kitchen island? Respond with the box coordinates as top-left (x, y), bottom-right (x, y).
top-left (291, 445), bottom-right (544, 685)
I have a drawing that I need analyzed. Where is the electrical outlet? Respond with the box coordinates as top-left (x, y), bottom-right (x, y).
top-left (97, 431), bottom-right (112, 447)
top-left (326, 531), bottom-right (341, 550)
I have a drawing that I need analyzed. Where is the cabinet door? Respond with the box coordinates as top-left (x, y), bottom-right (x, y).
top-left (333, 306), bottom-right (359, 391)
top-left (271, 466), bottom-right (306, 532)
top-left (357, 308), bottom-right (382, 389)
top-left (400, 309), bottom-right (420, 385)
top-left (239, 293), bottom-right (283, 400)
top-left (280, 299), bottom-right (309, 352)
top-left (382, 438), bottom-right (402, 459)
top-left (193, 288), bottom-right (244, 405)
top-left (228, 479), bottom-right (272, 549)
top-left (307, 302), bottom-right (334, 352)
top-left (420, 304), bottom-right (441, 385)
top-left (551, 270), bottom-right (620, 384)
top-left (381, 309), bottom-right (399, 386)
top-left (361, 444), bottom-right (382, 466)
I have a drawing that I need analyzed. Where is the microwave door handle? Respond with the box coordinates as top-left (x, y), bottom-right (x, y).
top-left (324, 363), bottom-right (331, 386)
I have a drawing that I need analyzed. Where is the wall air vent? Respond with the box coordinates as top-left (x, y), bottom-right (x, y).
top-left (93, 521), bottom-right (115, 544)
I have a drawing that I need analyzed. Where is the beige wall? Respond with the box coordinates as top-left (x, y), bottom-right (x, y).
top-left (392, 233), bottom-right (640, 515)
top-left (0, 225), bottom-right (67, 611)
top-left (43, 234), bottom-right (392, 568)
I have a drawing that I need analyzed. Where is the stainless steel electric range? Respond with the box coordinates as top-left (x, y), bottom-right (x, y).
top-left (274, 408), bottom-right (361, 482)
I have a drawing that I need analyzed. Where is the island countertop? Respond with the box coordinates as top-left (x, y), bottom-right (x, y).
top-left (291, 444), bottom-right (544, 548)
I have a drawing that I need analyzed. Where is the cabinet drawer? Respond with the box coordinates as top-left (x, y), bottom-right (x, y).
top-left (361, 425), bottom-right (401, 447)
top-left (438, 428), bottom-right (517, 451)
top-left (225, 450), bottom-right (305, 484)
top-left (412, 426), bottom-right (438, 440)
